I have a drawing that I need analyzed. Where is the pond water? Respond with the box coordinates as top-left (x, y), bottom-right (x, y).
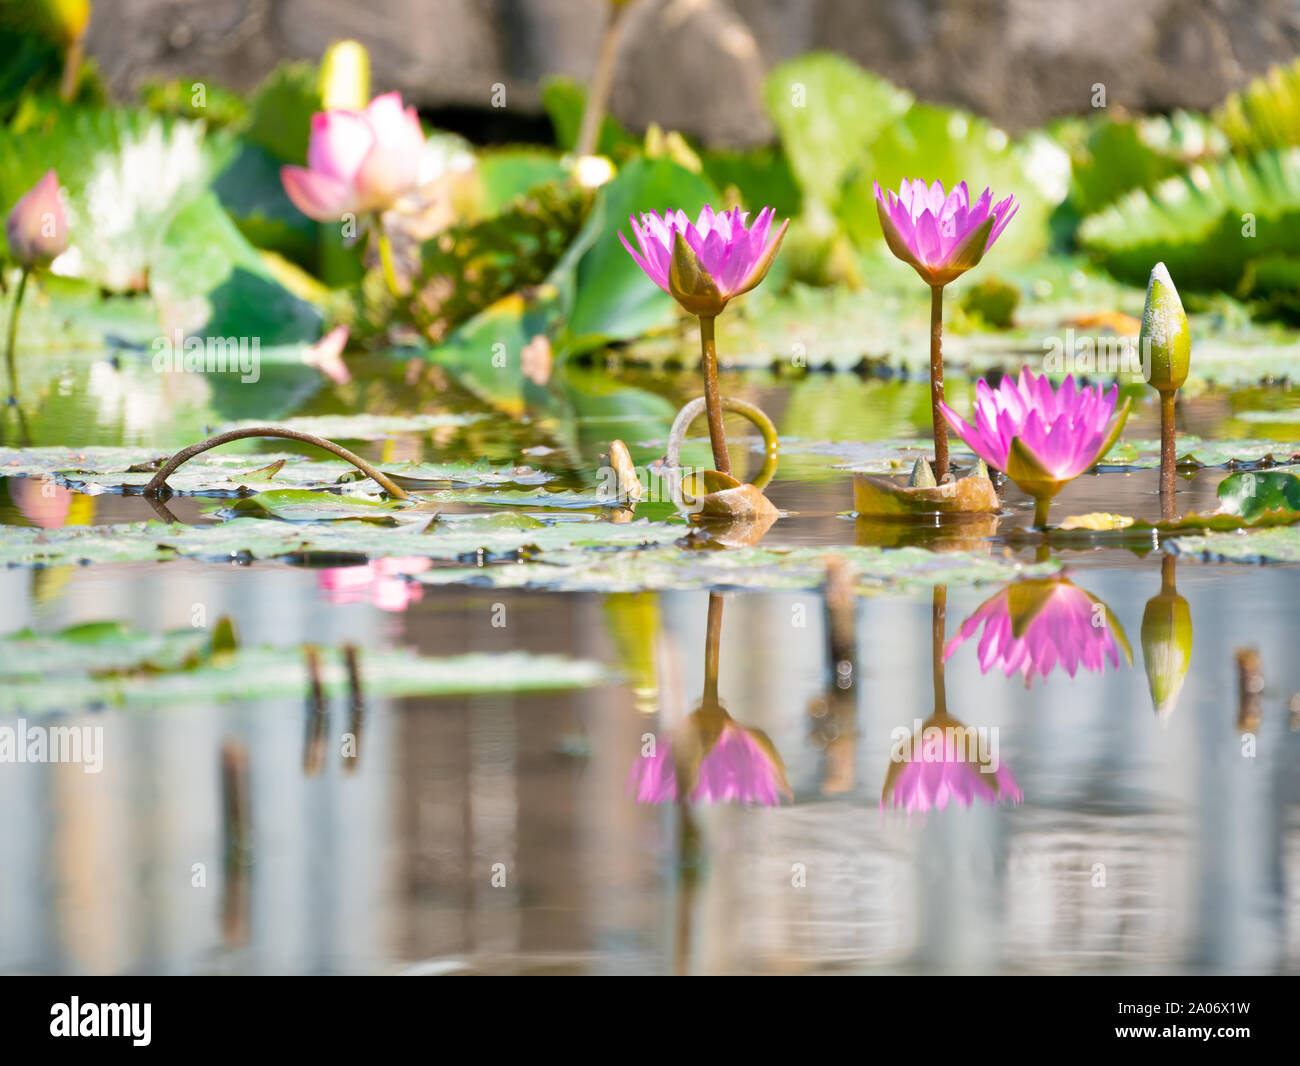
top-left (2, 360), bottom-right (1299, 975)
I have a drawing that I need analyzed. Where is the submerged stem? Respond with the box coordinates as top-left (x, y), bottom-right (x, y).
top-left (143, 426), bottom-right (411, 499)
top-left (929, 284), bottom-right (949, 482)
top-left (5, 268), bottom-right (30, 405)
top-left (1159, 391), bottom-right (1177, 519)
top-left (703, 591), bottom-right (724, 705)
top-left (931, 584), bottom-right (948, 718)
top-left (697, 315), bottom-right (731, 476)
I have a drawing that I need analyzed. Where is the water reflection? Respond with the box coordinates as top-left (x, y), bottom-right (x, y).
top-left (1140, 555), bottom-right (1193, 720)
top-left (945, 577), bottom-right (1131, 686)
top-left (882, 586), bottom-right (1023, 813)
top-left (3, 476), bottom-right (78, 529)
top-left (630, 593), bottom-right (790, 806)
top-left (316, 557), bottom-right (431, 612)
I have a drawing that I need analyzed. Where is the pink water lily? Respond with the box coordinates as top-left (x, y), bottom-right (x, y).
top-left (619, 204), bottom-right (788, 317)
top-left (6, 169), bottom-right (68, 269)
top-left (940, 369), bottom-right (1131, 526)
top-left (881, 714), bottom-right (1023, 814)
top-left (629, 713), bottom-right (791, 807)
top-left (281, 92), bottom-right (426, 222)
top-left (874, 179), bottom-right (1017, 286)
top-left (944, 578), bottom-right (1132, 688)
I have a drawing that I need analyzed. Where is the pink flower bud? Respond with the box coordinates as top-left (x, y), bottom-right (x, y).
top-left (6, 170), bottom-right (69, 269)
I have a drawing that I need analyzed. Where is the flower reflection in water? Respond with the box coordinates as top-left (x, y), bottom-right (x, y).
top-left (630, 592), bottom-right (790, 807)
top-left (882, 585), bottom-right (1023, 814)
top-left (8, 477), bottom-right (73, 529)
top-left (882, 711), bottom-right (1023, 813)
top-left (944, 577), bottom-right (1131, 687)
top-left (317, 557), bottom-right (431, 612)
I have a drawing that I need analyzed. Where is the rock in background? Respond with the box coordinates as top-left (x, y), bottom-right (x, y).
top-left (84, 0), bottom-right (1300, 145)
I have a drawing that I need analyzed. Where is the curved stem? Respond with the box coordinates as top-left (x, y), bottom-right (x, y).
top-left (665, 394), bottom-right (779, 492)
top-left (575, 1), bottom-right (632, 158)
top-left (929, 284), bottom-right (949, 482)
top-left (5, 268), bottom-right (30, 405)
top-left (697, 315), bottom-right (730, 475)
top-left (1159, 391), bottom-right (1177, 520)
top-left (143, 427), bottom-right (411, 500)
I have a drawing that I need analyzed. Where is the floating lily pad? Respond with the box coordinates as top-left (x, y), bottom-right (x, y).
top-left (1099, 437), bottom-right (1300, 470)
top-left (217, 413), bottom-right (485, 440)
top-left (0, 513), bottom-right (685, 568)
top-left (1170, 527), bottom-right (1300, 563)
top-left (417, 543), bottom-right (1060, 594)
top-left (222, 489), bottom-right (433, 524)
top-left (0, 637), bottom-right (610, 715)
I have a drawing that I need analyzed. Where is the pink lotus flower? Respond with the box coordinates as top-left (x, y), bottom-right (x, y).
top-left (6, 169), bottom-right (68, 269)
top-left (281, 92), bottom-right (426, 222)
top-left (619, 205), bottom-right (788, 317)
top-left (318, 556), bottom-right (431, 612)
top-left (881, 713), bottom-right (1022, 813)
top-left (629, 712), bottom-right (790, 806)
top-left (940, 370), bottom-right (1131, 525)
top-left (944, 578), bottom-right (1132, 687)
top-left (874, 179), bottom-right (1017, 286)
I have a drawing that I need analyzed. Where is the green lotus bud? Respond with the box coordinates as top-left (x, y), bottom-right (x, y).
top-left (1140, 557), bottom-right (1193, 720)
top-left (319, 39), bottom-right (371, 112)
top-left (1139, 262), bottom-right (1190, 394)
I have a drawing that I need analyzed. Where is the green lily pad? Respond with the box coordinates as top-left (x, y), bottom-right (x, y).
top-left (418, 542), bottom-right (1060, 594)
top-left (1170, 526), bottom-right (1300, 563)
top-left (0, 513), bottom-right (685, 568)
top-left (222, 489), bottom-right (432, 524)
top-left (0, 612), bottom-right (610, 714)
top-left (1216, 469), bottom-right (1300, 519)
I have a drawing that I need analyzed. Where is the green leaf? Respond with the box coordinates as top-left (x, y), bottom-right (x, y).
top-left (540, 76), bottom-right (639, 157)
top-left (0, 106), bottom-right (235, 289)
top-left (1213, 58), bottom-right (1300, 154)
top-left (1216, 469), bottom-right (1300, 520)
top-left (561, 156), bottom-right (717, 351)
top-left (762, 52), bottom-right (911, 211)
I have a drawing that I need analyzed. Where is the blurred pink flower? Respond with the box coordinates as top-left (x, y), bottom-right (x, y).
top-left (882, 716), bottom-right (1023, 813)
top-left (281, 92), bottom-right (425, 222)
top-left (9, 477), bottom-right (72, 529)
top-left (619, 204), bottom-right (788, 316)
top-left (944, 578), bottom-right (1132, 687)
top-left (874, 179), bottom-right (1017, 286)
top-left (6, 169), bottom-right (68, 268)
top-left (630, 712), bottom-right (790, 806)
top-left (317, 556), bottom-right (431, 612)
top-left (302, 325), bottom-right (351, 384)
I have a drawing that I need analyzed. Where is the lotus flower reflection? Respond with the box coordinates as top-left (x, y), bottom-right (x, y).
top-left (317, 557), bottom-right (431, 612)
top-left (944, 578), bottom-right (1132, 687)
top-left (874, 180), bottom-right (1018, 287)
top-left (940, 370), bottom-right (1131, 527)
top-left (629, 711), bottom-right (791, 807)
top-left (281, 91), bottom-right (425, 222)
top-left (882, 712), bottom-right (1023, 813)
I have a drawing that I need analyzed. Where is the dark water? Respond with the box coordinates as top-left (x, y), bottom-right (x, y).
top-left (1, 360), bottom-right (1299, 974)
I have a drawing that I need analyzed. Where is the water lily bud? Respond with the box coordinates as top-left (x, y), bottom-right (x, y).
top-left (1140, 558), bottom-right (1193, 720)
top-left (1140, 262), bottom-right (1190, 394)
top-left (320, 39), bottom-right (371, 112)
top-left (5, 169), bottom-right (69, 269)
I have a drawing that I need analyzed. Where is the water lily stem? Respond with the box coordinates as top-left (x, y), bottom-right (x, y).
top-left (697, 316), bottom-right (731, 476)
top-left (1159, 391), bottom-right (1177, 518)
top-left (143, 426), bottom-right (411, 499)
top-left (929, 285), bottom-right (949, 482)
top-left (5, 267), bottom-right (29, 405)
top-left (704, 591), bottom-right (723, 704)
top-left (376, 224), bottom-right (402, 297)
top-left (1032, 495), bottom-right (1051, 530)
top-left (576, 0), bottom-right (632, 158)
top-left (931, 584), bottom-right (948, 718)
